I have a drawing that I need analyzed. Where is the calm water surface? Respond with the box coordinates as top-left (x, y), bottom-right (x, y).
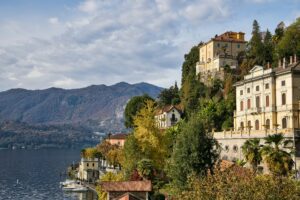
top-left (0, 149), bottom-right (98, 200)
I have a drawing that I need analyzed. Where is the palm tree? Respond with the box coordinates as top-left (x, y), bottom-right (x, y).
top-left (260, 133), bottom-right (294, 176)
top-left (242, 138), bottom-right (262, 172)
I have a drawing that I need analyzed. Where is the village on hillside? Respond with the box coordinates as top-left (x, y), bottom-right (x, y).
top-left (64, 19), bottom-right (300, 200)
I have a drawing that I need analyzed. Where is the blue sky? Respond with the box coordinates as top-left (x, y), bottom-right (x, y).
top-left (0, 0), bottom-right (299, 91)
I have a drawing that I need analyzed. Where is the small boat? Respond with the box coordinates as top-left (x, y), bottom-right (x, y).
top-left (71, 186), bottom-right (88, 192)
top-left (60, 179), bottom-right (79, 187)
top-left (62, 182), bottom-right (88, 192)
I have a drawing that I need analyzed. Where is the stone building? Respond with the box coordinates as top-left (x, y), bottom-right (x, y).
top-left (213, 55), bottom-right (300, 172)
top-left (155, 105), bottom-right (182, 129)
top-left (196, 31), bottom-right (247, 84)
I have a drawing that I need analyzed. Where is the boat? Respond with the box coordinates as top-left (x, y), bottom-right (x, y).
top-left (60, 179), bottom-right (79, 187)
top-left (61, 182), bottom-right (88, 192)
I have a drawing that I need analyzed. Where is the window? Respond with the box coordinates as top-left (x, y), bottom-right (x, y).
top-left (265, 83), bottom-right (269, 89)
top-left (225, 145), bottom-right (229, 152)
top-left (248, 121), bottom-right (252, 129)
top-left (240, 101), bottom-right (244, 111)
top-left (247, 88), bottom-right (250, 93)
top-left (256, 96), bottom-right (260, 108)
top-left (237, 44), bottom-right (240, 48)
top-left (217, 43), bottom-right (220, 47)
top-left (282, 93), bottom-right (286, 105)
top-left (240, 122), bottom-right (244, 130)
top-left (256, 85), bottom-right (260, 91)
top-left (281, 80), bottom-right (285, 86)
top-left (240, 90), bottom-right (243, 95)
top-left (266, 95), bottom-right (269, 107)
top-left (255, 120), bottom-right (260, 130)
top-left (266, 119), bottom-right (270, 129)
top-left (87, 163), bottom-right (89, 167)
top-left (92, 163), bottom-right (94, 167)
top-left (282, 118), bottom-right (287, 129)
top-left (233, 145), bottom-right (238, 152)
top-left (247, 99), bottom-right (251, 109)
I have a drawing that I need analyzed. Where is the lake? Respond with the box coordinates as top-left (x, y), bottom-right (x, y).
top-left (0, 149), bottom-right (98, 200)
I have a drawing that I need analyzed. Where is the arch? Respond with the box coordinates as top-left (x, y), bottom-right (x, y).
top-left (255, 120), bottom-right (259, 130)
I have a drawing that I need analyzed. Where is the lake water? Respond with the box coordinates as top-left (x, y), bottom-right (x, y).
top-left (0, 149), bottom-right (98, 200)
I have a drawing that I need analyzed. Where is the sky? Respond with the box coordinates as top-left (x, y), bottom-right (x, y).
top-left (0, 0), bottom-right (299, 91)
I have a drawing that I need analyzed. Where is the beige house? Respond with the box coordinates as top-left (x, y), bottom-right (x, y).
top-left (196, 31), bottom-right (247, 83)
top-left (78, 158), bottom-right (99, 182)
top-left (155, 105), bottom-right (182, 129)
top-left (213, 56), bottom-right (300, 171)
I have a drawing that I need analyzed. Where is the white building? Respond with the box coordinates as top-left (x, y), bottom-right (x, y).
top-left (155, 105), bottom-right (182, 129)
top-left (78, 158), bottom-right (99, 182)
top-left (213, 55), bottom-right (300, 171)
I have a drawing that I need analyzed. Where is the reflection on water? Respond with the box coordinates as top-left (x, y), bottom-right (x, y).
top-left (0, 149), bottom-right (98, 200)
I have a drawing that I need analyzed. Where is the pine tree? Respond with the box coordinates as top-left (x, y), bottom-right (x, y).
top-left (248, 20), bottom-right (264, 65)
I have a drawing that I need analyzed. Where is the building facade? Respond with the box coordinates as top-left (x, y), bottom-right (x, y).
top-left (77, 158), bottom-right (99, 182)
top-left (155, 105), bottom-right (182, 129)
top-left (106, 133), bottom-right (127, 147)
top-left (196, 31), bottom-right (247, 83)
top-left (213, 56), bottom-right (300, 172)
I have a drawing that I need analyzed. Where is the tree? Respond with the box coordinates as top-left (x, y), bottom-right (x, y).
top-left (242, 138), bottom-right (262, 172)
top-left (276, 18), bottom-right (300, 60)
top-left (168, 114), bottom-right (219, 190)
top-left (263, 29), bottom-right (274, 64)
top-left (133, 100), bottom-right (170, 169)
top-left (124, 94), bottom-right (154, 128)
top-left (260, 134), bottom-right (294, 176)
top-left (157, 82), bottom-right (180, 106)
top-left (248, 20), bottom-right (264, 65)
top-left (137, 159), bottom-right (155, 180)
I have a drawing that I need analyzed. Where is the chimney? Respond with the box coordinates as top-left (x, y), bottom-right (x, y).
top-left (283, 57), bottom-right (286, 69)
top-left (290, 56), bottom-right (293, 65)
top-left (278, 59), bottom-right (281, 68)
top-left (294, 54), bottom-right (297, 63)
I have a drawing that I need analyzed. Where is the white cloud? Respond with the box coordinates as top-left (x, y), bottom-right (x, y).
top-left (48, 17), bottom-right (59, 25)
top-left (78, 0), bottom-right (98, 13)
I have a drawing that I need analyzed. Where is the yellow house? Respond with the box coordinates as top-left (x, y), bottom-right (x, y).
top-left (78, 158), bottom-right (99, 182)
top-left (196, 31), bottom-right (247, 82)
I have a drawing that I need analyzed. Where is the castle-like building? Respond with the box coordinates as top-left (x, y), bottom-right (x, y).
top-left (213, 55), bottom-right (300, 172)
top-left (196, 31), bottom-right (247, 83)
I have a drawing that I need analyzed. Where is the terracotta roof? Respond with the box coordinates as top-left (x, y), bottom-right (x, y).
top-left (113, 192), bottom-right (142, 200)
top-left (155, 104), bottom-right (183, 115)
top-left (108, 133), bottom-right (128, 140)
top-left (101, 181), bottom-right (152, 192)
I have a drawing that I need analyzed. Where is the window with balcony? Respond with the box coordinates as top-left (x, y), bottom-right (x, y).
top-left (240, 122), bottom-right (244, 130)
top-left (255, 120), bottom-right (259, 130)
top-left (265, 83), bottom-right (269, 89)
top-left (266, 119), bottom-right (270, 129)
top-left (282, 118), bottom-right (287, 129)
top-left (282, 93), bottom-right (286, 105)
top-left (266, 95), bottom-right (269, 107)
top-left (247, 99), bottom-right (251, 109)
top-left (256, 96), bottom-right (260, 108)
top-left (256, 85), bottom-right (260, 91)
top-left (247, 121), bottom-right (252, 130)
top-left (240, 101), bottom-right (244, 111)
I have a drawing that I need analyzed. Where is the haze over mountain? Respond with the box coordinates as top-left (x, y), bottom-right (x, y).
top-left (0, 82), bottom-right (163, 133)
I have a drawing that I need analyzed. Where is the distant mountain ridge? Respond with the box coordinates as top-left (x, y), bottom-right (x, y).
top-left (0, 82), bottom-right (163, 133)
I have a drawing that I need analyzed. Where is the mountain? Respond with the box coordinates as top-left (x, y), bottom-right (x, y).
top-left (0, 82), bottom-right (163, 138)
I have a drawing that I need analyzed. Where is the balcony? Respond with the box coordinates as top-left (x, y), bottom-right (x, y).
top-left (250, 107), bottom-right (262, 114)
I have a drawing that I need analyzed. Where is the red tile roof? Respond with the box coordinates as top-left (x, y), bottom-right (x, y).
top-left (101, 181), bottom-right (152, 192)
top-left (155, 104), bottom-right (183, 115)
top-left (108, 133), bottom-right (128, 140)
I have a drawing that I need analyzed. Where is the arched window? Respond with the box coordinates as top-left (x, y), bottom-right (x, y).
top-left (282, 93), bottom-right (286, 105)
top-left (256, 96), bottom-right (260, 108)
top-left (255, 120), bottom-right (259, 130)
top-left (282, 118), bottom-right (287, 129)
top-left (266, 119), bottom-right (270, 130)
top-left (248, 121), bottom-right (251, 130)
top-left (247, 99), bottom-right (251, 109)
top-left (240, 101), bottom-right (244, 111)
top-left (240, 122), bottom-right (244, 130)
top-left (266, 95), bottom-right (269, 107)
